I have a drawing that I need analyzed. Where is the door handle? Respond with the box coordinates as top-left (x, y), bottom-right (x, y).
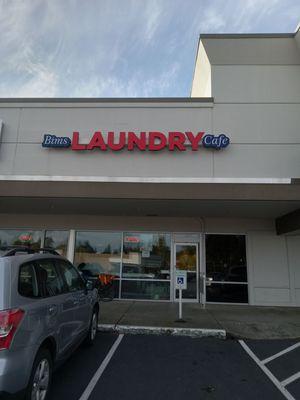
top-left (48, 305), bottom-right (58, 316)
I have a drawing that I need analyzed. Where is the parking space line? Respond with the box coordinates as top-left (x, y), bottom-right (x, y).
top-left (78, 334), bottom-right (124, 400)
top-left (281, 372), bottom-right (300, 387)
top-left (239, 340), bottom-right (296, 400)
top-left (261, 343), bottom-right (300, 365)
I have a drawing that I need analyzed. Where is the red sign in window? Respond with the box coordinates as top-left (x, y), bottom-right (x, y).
top-left (124, 236), bottom-right (140, 243)
top-left (19, 234), bottom-right (32, 242)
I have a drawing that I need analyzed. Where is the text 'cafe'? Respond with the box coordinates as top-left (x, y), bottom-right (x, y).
top-left (0, 28), bottom-right (300, 306)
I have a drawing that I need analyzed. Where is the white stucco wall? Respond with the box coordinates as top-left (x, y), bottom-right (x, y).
top-left (248, 232), bottom-right (300, 306)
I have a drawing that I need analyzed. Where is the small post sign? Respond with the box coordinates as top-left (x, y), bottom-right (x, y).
top-left (175, 270), bottom-right (187, 322)
top-left (175, 271), bottom-right (187, 290)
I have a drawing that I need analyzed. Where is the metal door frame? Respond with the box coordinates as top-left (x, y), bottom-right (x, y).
top-left (172, 242), bottom-right (200, 303)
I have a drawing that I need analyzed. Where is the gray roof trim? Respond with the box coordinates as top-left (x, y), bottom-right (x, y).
top-left (200, 33), bottom-right (295, 39)
top-left (0, 97), bottom-right (214, 104)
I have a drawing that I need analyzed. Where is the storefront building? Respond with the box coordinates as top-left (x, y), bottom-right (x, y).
top-left (0, 29), bottom-right (300, 306)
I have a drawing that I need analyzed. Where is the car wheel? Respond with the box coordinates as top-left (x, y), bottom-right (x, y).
top-left (26, 348), bottom-right (52, 400)
top-left (85, 308), bottom-right (98, 346)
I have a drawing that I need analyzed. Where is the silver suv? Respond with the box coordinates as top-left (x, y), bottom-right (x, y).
top-left (0, 247), bottom-right (99, 400)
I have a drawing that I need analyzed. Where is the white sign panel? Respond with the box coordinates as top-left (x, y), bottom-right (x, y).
top-left (175, 270), bottom-right (187, 290)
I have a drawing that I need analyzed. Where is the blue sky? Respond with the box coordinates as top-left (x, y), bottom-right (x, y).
top-left (0, 0), bottom-right (299, 97)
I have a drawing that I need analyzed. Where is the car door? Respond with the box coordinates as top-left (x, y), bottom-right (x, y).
top-left (34, 258), bottom-right (77, 355)
top-left (56, 259), bottom-right (91, 339)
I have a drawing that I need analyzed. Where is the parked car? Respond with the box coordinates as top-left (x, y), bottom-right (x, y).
top-left (0, 247), bottom-right (99, 400)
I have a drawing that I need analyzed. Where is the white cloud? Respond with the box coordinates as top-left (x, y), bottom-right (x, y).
top-left (143, 0), bottom-right (164, 43)
top-left (230, 0), bottom-right (282, 32)
top-left (71, 62), bottom-right (180, 97)
top-left (0, 62), bottom-right (58, 97)
top-left (0, 0), bottom-right (61, 97)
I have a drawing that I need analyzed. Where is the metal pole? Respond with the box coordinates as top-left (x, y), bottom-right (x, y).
top-left (179, 287), bottom-right (182, 320)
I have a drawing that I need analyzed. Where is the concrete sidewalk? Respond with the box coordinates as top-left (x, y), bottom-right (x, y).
top-left (99, 300), bottom-right (300, 339)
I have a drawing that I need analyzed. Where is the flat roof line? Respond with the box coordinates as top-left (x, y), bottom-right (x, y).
top-left (0, 97), bottom-right (214, 104)
top-left (200, 33), bottom-right (295, 39)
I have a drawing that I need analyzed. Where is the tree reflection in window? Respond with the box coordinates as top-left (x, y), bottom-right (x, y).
top-left (45, 231), bottom-right (69, 257)
top-left (74, 232), bottom-right (122, 277)
top-left (122, 233), bottom-right (171, 280)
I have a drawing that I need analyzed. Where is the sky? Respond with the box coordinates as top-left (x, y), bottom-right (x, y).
top-left (0, 0), bottom-right (299, 98)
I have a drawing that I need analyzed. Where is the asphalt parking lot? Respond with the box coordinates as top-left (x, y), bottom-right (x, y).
top-left (49, 333), bottom-right (300, 400)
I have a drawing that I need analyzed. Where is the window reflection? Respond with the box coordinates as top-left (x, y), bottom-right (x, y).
top-left (45, 230), bottom-right (69, 257)
top-left (74, 231), bottom-right (122, 277)
top-left (176, 245), bottom-right (197, 271)
top-left (206, 283), bottom-right (248, 303)
top-left (175, 244), bottom-right (198, 299)
top-left (0, 229), bottom-right (42, 250)
top-left (205, 234), bottom-right (248, 303)
top-left (121, 280), bottom-right (170, 300)
top-left (122, 233), bottom-right (171, 280)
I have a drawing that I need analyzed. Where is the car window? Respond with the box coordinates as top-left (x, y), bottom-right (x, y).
top-left (19, 262), bottom-right (40, 298)
top-left (35, 259), bottom-right (64, 297)
top-left (56, 260), bottom-right (85, 292)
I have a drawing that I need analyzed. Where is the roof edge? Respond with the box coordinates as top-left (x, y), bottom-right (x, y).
top-left (200, 33), bottom-right (295, 39)
top-left (0, 97), bottom-right (214, 104)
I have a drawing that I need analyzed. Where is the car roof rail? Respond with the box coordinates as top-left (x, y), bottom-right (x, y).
top-left (0, 246), bottom-right (60, 257)
top-left (37, 248), bottom-right (60, 255)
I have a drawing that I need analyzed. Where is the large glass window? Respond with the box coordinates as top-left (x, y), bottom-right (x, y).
top-left (74, 231), bottom-right (122, 277)
top-left (122, 232), bottom-right (171, 280)
top-left (0, 229), bottom-right (42, 249)
top-left (205, 234), bottom-right (248, 303)
top-left (45, 230), bottom-right (69, 257)
top-left (121, 280), bottom-right (170, 300)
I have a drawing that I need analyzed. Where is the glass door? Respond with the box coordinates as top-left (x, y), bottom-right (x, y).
top-left (174, 243), bottom-right (198, 301)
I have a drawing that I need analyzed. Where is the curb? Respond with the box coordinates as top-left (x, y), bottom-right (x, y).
top-left (98, 324), bottom-right (226, 339)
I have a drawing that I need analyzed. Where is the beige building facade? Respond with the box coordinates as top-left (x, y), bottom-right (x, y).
top-left (0, 27), bottom-right (300, 306)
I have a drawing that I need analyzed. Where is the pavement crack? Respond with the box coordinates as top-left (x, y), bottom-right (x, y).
top-left (114, 301), bottom-right (135, 328)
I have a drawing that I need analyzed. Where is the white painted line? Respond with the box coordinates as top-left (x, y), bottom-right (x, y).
top-left (239, 340), bottom-right (296, 400)
top-left (281, 372), bottom-right (300, 387)
top-left (262, 342), bottom-right (300, 365)
top-left (79, 334), bottom-right (124, 400)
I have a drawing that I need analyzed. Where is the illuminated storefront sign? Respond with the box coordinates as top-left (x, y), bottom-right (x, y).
top-left (42, 131), bottom-right (230, 151)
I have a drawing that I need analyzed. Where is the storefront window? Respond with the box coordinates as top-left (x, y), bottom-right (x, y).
top-left (74, 231), bottom-right (122, 277)
top-left (121, 280), bottom-right (170, 300)
top-left (122, 232), bottom-right (171, 280)
top-left (205, 234), bottom-right (248, 303)
top-left (0, 229), bottom-right (42, 250)
top-left (45, 230), bottom-right (69, 257)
